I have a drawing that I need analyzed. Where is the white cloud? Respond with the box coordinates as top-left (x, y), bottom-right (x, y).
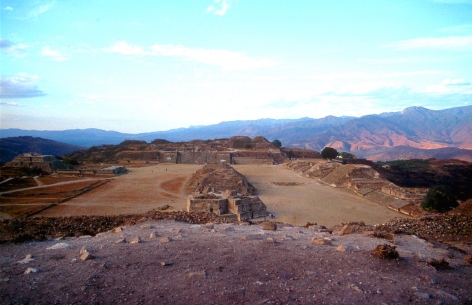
top-left (41, 46), bottom-right (69, 61)
top-left (422, 79), bottom-right (472, 95)
top-left (437, 24), bottom-right (472, 34)
top-left (206, 0), bottom-right (231, 16)
top-left (4, 6), bottom-right (13, 11)
top-left (387, 36), bottom-right (472, 51)
top-left (103, 41), bottom-right (148, 55)
top-left (27, 2), bottom-right (54, 18)
top-left (0, 73), bottom-right (46, 98)
top-left (442, 78), bottom-right (471, 86)
top-left (0, 39), bottom-right (26, 57)
top-left (1, 101), bottom-right (19, 106)
top-left (104, 41), bottom-right (276, 71)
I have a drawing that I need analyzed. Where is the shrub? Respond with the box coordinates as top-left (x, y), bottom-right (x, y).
top-left (421, 185), bottom-right (458, 213)
top-left (271, 139), bottom-right (282, 148)
top-left (321, 147), bottom-right (338, 160)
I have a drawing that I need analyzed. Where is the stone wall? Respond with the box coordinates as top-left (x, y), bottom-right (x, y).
top-left (381, 186), bottom-right (427, 200)
top-left (179, 151), bottom-right (232, 164)
top-left (160, 152), bottom-right (178, 163)
top-left (116, 151), bottom-right (160, 163)
top-left (232, 157), bottom-right (274, 165)
top-left (186, 194), bottom-right (229, 215)
top-left (228, 196), bottom-right (267, 221)
top-left (187, 191), bottom-right (267, 221)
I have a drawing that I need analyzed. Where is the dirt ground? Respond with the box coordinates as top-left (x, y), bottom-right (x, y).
top-left (1, 162), bottom-right (471, 304)
top-left (1, 219), bottom-right (471, 305)
top-left (234, 164), bottom-right (402, 227)
top-left (34, 164), bottom-right (403, 227)
top-left (36, 165), bottom-right (202, 218)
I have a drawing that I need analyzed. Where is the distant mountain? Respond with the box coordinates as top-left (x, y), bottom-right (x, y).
top-left (1, 105), bottom-right (471, 161)
top-left (0, 136), bottom-right (84, 164)
top-left (0, 116), bottom-right (354, 147)
top-left (356, 146), bottom-right (472, 162)
top-left (0, 129), bottom-right (132, 147)
top-left (295, 106), bottom-right (472, 160)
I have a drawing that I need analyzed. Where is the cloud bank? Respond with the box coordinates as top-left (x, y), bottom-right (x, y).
top-left (388, 36), bottom-right (472, 51)
top-left (0, 74), bottom-right (46, 98)
top-left (0, 39), bottom-right (26, 57)
top-left (104, 41), bottom-right (276, 71)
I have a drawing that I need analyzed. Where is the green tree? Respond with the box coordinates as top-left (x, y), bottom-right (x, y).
top-left (340, 152), bottom-right (355, 159)
top-left (321, 147), bottom-right (338, 160)
top-left (421, 185), bottom-right (458, 213)
top-left (272, 139), bottom-right (282, 148)
top-left (287, 150), bottom-right (295, 159)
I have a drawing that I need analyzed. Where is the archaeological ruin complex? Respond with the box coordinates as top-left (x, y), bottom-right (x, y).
top-left (68, 136), bottom-right (289, 165)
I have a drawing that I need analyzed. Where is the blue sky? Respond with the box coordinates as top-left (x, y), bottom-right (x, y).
top-left (1, 0), bottom-right (471, 133)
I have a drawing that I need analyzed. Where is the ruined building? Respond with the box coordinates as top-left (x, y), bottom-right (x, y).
top-left (4, 153), bottom-right (71, 173)
top-left (68, 136), bottom-right (288, 165)
top-left (186, 164), bottom-right (267, 220)
top-left (187, 190), bottom-right (267, 221)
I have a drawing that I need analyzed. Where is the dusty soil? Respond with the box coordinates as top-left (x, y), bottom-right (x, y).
top-left (0, 179), bottom-right (111, 219)
top-left (34, 165), bottom-right (203, 218)
top-left (2, 164), bottom-right (404, 227)
top-left (234, 164), bottom-right (402, 227)
top-left (1, 219), bottom-right (471, 304)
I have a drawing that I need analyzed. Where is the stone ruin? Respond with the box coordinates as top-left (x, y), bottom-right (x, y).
top-left (186, 164), bottom-right (267, 221)
top-left (57, 166), bottom-right (129, 176)
top-left (186, 163), bottom-right (255, 195)
top-left (70, 136), bottom-right (288, 165)
top-left (4, 153), bottom-right (71, 173)
top-left (187, 190), bottom-right (267, 221)
top-left (285, 160), bottom-right (424, 216)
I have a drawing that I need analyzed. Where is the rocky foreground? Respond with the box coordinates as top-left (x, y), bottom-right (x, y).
top-left (1, 213), bottom-right (471, 304)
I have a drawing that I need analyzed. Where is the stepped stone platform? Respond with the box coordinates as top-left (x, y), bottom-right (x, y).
top-left (5, 153), bottom-right (70, 173)
top-left (186, 164), bottom-right (267, 221)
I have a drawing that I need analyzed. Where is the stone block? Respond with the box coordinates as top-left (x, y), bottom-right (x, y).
top-left (262, 222), bottom-right (277, 231)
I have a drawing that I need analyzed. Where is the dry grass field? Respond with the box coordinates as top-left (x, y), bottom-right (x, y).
top-left (28, 164), bottom-right (403, 227)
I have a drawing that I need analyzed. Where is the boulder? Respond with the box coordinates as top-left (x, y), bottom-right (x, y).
top-left (336, 244), bottom-right (353, 253)
top-left (80, 251), bottom-right (95, 261)
top-left (24, 267), bottom-right (39, 274)
top-left (130, 237), bottom-right (142, 244)
top-left (311, 237), bottom-right (332, 245)
top-left (262, 222), bottom-right (277, 231)
top-left (159, 237), bottom-right (171, 243)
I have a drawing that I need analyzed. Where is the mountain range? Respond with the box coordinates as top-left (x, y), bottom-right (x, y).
top-left (1, 105), bottom-right (471, 161)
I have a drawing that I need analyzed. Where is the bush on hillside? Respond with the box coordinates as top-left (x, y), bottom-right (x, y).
top-left (271, 139), bottom-right (282, 148)
top-left (421, 185), bottom-right (458, 213)
top-left (321, 147), bottom-right (338, 160)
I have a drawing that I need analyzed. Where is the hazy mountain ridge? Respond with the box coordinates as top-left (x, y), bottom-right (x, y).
top-left (0, 136), bottom-right (85, 164)
top-left (1, 105), bottom-right (471, 161)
